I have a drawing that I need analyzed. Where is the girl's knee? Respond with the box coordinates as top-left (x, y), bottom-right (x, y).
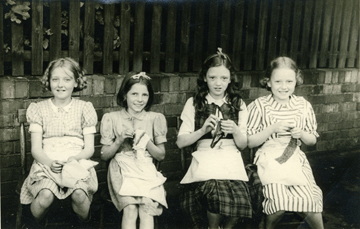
top-left (123, 205), bottom-right (139, 219)
top-left (36, 189), bottom-right (54, 206)
top-left (71, 189), bottom-right (88, 204)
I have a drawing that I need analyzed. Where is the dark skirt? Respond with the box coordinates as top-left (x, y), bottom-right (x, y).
top-left (180, 179), bottom-right (252, 228)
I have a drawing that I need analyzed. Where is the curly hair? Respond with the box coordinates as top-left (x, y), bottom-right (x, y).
top-left (259, 56), bottom-right (303, 91)
top-left (41, 57), bottom-right (87, 92)
top-left (116, 71), bottom-right (154, 111)
top-left (193, 49), bottom-right (243, 112)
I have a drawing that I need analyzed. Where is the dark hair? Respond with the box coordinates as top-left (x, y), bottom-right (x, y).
top-left (194, 48), bottom-right (242, 112)
top-left (260, 56), bottom-right (303, 91)
top-left (41, 57), bottom-right (87, 92)
top-left (116, 72), bottom-right (154, 111)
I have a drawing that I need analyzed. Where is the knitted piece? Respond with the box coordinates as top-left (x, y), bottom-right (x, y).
top-left (210, 120), bottom-right (224, 148)
top-left (275, 137), bottom-right (297, 164)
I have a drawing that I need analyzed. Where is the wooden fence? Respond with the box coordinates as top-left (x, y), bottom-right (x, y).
top-left (1, 0), bottom-right (359, 76)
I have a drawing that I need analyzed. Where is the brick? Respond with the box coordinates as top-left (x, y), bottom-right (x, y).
top-left (169, 76), bottom-right (180, 91)
top-left (351, 70), bottom-right (358, 83)
top-left (0, 114), bottom-right (16, 128)
top-left (80, 76), bottom-right (93, 95)
top-left (151, 75), bottom-right (162, 93)
top-left (342, 84), bottom-right (357, 93)
top-left (338, 71), bottom-right (346, 83)
top-left (15, 77), bottom-right (29, 98)
top-left (0, 142), bottom-right (14, 155)
top-left (325, 94), bottom-right (344, 104)
top-left (348, 128), bottom-right (360, 137)
top-left (339, 102), bottom-right (357, 112)
top-left (0, 100), bottom-right (25, 115)
top-left (160, 76), bottom-right (169, 92)
top-left (0, 128), bottom-right (19, 141)
top-left (344, 71), bottom-right (352, 82)
top-left (242, 75), bottom-right (252, 88)
top-left (302, 70), bottom-right (318, 85)
top-left (326, 113), bottom-right (342, 122)
top-left (150, 104), bottom-right (165, 114)
top-left (161, 93), bottom-right (186, 104)
top-left (189, 76), bottom-right (197, 91)
top-left (153, 93), bottom-right (163, 104)
top-left (1, 167), bottom-right (21, 182)
top-left (335, 120), bottom-right (353, 130)
top-left (164, 104), bottom-right (184, 115)
top-left (166, 116), bottom-right (178, 128)
top-left (180, 77), bottom-right (190, 91)
top-left (322, 104), bottom-right (339, 113)
top-left (0, 154), bottom-right (20, 168)
top-left (353, 92), bottom-right (360, 102)
top-left (0, 77), bottom-right (15, 99)
top-left (92, 75), bottom-right (105, 95)
top-left (357, 103), bottom-right (360, 111)
top-left (295, 85), bottom-right (314, 96)
top-left (28, 77), bottom-right (52, 98)
top-left (307, 95), bottom-right (326, 104)
top-left (115, 76), bottom-right (124, 94)
top-left (104, 75), bottom-right (117, 94)
top-left (1, 181), bottom-right (18, 195)
top-left (317, 71), bottom-right (325, 84)
top-left (324, 71), bottom-right (332, 84)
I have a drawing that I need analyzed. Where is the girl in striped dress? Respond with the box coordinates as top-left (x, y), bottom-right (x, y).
top-left (20, 58), bottom-right (98, 228)
top-left (247, 57), bottom-right (324, 229)
top-left (177, 48), bottom-right (252, 229)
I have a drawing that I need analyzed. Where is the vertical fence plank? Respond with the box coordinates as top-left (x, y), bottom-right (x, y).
top-left (267, 0), bottom-right (281, 65)
top-left (11, 0), bottom-right (24, 76)
top-left (69, 0), bottom-right (80, 62)
top-left (338, 0), bottom-right (354, 68)
top-left (103, 4), bottom-right (114, 74)
top-left (244, 0), bottom-right (257, 70)
top-left (207, 0), bottom-right (218, 56)
top-left (256, 0), bottom-right (269, 70)
top-left (347, 0), bottom-right (359, 68)
top-left (165, 1), bottom-right (176, 73)
top-left (309, 0), bottom-right (323, 69)
top-left (119, 2), bottom-right (131, 74)
top-left (220, 0), bottom-right (231, 53)
top-left (319, 0), bottom-right (333, 67)
top-left (0, 2), bottom-right (4, 76)
top-left (298, 0), bottom-right (313, 68)
top-left (133, 1), bottom-right (145, 72)
top-left (179, 1), bottom-right (191, 72)
top-left (49, 1), bottom-right (61, 61)
top-left (279, 0), bottom-right (291, 56)
top-left (289, 0), bottom-right (303, 63)
top-left (329, 0), bottom-right (343, 68)
top-left (83, 2), bottom-right (95, 74)
top-left (192, 0), bottom-right (205, 72)
top-left (232, 0), bottom-right (245, 70)
top-left (150, 3), bottom-right (162, 73)
top-left (31, 0), bottom-right (43, 75)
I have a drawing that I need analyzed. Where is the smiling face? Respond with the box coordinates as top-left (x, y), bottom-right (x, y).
top-left (205, 65), bottom-right (231, 100)
top-left (50, 67), bottom-right (77, 102)
top-left (126, 83), bottom-right (149, 115)
top-left (267, 68), bottom-right (296, 104)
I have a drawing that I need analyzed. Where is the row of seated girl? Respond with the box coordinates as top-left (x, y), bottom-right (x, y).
top-left (20, 49), bottom-right (324, 229)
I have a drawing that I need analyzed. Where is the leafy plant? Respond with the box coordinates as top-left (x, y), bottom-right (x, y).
top-left (4, 0), bottom-right (31, 24)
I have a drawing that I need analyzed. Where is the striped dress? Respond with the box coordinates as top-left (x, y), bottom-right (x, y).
top-left (247, 94), bottom-right (323, 215)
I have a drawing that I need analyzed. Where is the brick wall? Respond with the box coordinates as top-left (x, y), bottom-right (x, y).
top-left (1, 69), bottom-right (359, 217)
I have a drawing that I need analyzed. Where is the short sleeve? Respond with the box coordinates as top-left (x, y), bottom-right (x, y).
top-left (82, 102), bottom-right (98, 134)
top-left (26, 103), bottom-right (43, 133)
top-left (153, 113), bottom-right (167, 145)
top-left (100, 113), bottom-right (116, 145)
top-left (237, 100), bottom-right (248, 136)
top-left (303, 100), bottom-right (319, 137)
top-left (247, 100), bottom-right (264, 136)
top-left (178, 98), bottom-right (195, 136)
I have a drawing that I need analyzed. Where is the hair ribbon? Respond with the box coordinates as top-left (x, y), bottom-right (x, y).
top-left (131, 72), bottom-right (151, 80)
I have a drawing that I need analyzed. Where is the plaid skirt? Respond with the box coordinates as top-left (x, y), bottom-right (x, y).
top-left (180, 179), bottom-right (252, 228)
top-left (20, 161), bottom-right (98, 205)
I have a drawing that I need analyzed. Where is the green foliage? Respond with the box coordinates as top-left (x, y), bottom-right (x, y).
top-left (4, 0), bottom-right (31, 24)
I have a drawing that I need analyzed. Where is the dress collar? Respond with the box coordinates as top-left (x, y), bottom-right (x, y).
top-left (49, 98), bottom-right (73, 113)
top-left (266, 94), bottom-right (300, 110)
top-left (120, 108), bottom-right (146, 121)
top-left (206, 94), bottom-right (228, 107)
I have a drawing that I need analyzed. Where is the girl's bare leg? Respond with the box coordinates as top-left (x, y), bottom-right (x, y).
top-left (71, 189), bottom-right (91, 221)
top-left (265, 210), bottom-right (285, 229)
top-left (139, 207), bottom-right (154, 229)
top-left (30, 189), bottom-right (54, 222)
top-left (207, 211), bottom-right (222, 229)
top-left (223, 216), bottom-right (240, 228)
top-left (122, 205), bottom-right (138, 229)
top-left (304, 212), bottom-right (324, 229)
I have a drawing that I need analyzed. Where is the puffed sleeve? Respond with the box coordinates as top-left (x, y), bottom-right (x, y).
top-left (178, 97), bottom-right (195, 136)
top-left (303, 100), bottom-right (319, 137)
top-left (153, 113), bottom-right (168, 145)
top-left (237, 100), bottom-right (248, 136)
top-left (26, 103), bottom-right (43, 133)
top-left (100, 113), bottom-right (116, 145)
top-left (247, 100), bottom-right (264, 136)
top-left (82, 102), bottom-right (98, 135)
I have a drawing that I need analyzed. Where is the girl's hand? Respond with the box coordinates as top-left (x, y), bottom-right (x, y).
top-left (220, 119), bottom-right (239, 135)
top-left (271, 121), bottom-right (295, 134)
top-left (290, 127), bottom-right (303, 139)
top-left (201, 114), bottom-right (218, 134)
top-left (50, 160), bottom-right (65, 173)
top-left (115, 129), bottom-right (134, 145)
